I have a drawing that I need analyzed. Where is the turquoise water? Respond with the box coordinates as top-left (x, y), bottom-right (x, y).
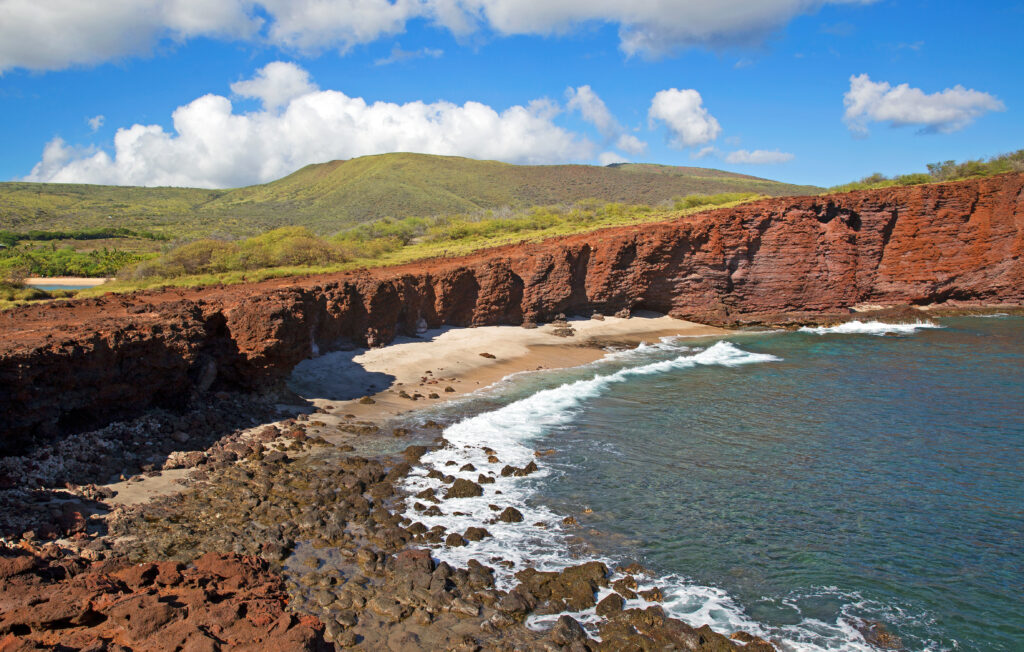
top-left (413, 316), bottom-right (1023, 651)
top-left (28, 284), bottom-right (82, 291)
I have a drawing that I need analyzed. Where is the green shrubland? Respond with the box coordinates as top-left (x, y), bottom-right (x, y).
top-left (829, 149), bottom-right (1024, 193)
top-left (95, 194), bottom-right (757, 292)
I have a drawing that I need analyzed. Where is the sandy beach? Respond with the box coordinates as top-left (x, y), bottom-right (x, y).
top-left (24, 276), bottom-right (112, 287)
top-left (288, 312), bottom-right (730, 425)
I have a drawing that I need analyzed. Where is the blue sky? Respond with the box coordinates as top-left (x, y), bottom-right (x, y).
top-left (1, 1), bottom-right (1021, 188)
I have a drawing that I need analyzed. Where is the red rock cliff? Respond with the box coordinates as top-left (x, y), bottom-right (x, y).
top-left (1, 174), bottom-right (1022, 447)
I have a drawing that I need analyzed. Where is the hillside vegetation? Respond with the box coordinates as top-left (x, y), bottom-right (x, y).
top-left (0, 153), bottom-right (819, 240)
top-left (828, 149), bottom-right (1024, 193)
top-left (78, 193), bottom-right (756, 295)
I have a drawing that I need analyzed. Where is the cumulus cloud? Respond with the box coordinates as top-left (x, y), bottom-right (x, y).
top-left (87, 115), bottom-right (105, 132)
top-left (843, 73), bottom-right (1005, 135)
top-left (724, 149), bottom-right (794, 164)
top-left (25, 62), bottom-right (595, 188)
top-left (0, 0), bottom-right (878, 72)
top-left (648, 88), bottom-right (721, 148)
top-left (566, 85), bottom-right (648, 158)
top-left (615, 134), bottom-right (647, 156)
top-left (566, 85), bottom-right (617, 138)
top-left (230, 61), bottom-right (318, 111)
top-left (598, 151), bottom-right (629, 166)
top-left (0, 0), bottom-right (259, 72)
top-left (445, 1), bottom-right (878, 57)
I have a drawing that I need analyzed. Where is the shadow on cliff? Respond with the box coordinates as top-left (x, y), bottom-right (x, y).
top-left (287, 349), bottom-right (396, 401)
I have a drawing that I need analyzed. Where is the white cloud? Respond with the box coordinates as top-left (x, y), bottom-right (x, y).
top-left (724, 149), bottom-right (794, 164)
top-left (258, 0), bottom-right (418, 53)
top-left (374, 44), bottom-right (444, 65)
top-left (615, 134), bottom-right (647, 156)
top-left (445, 1), bottom-right (877, 58)
top-left (648, 88), bottom-right (721, 148)
top-left (598, 151), bottom-right (629, 166)
top-left (87, 115), bottom-right (105, 132)
top-left (691, 145), bottom-right (717, 160)
top-left (566, 85), bottom-right (617, 138)
top-left (566, 85), bottom-right (649, 156)
top-left (25, 62), bottom-right (595, 188)
top-left (0, 0), bottom-right (878, 72)
top-left (230, 61), bottom-right (318, 111)
top-left (843, 73), bottom-right (1005, 135)
top-left (0, 0), bottom-right (259, 72)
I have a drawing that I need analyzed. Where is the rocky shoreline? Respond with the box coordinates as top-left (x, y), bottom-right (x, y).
top-left (0, 380), bottom-right (781, 651)
top-left (3, 307), bottom-right (1020, 650)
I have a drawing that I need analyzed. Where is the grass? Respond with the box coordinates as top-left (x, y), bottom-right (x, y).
top-left (74, 193), bottom-right (759, 298)
top-left (828, 149), bottom-right (1024, 193)
top-left (0, 280), bottom-right (75, 311)
top-left (0, 153), bottom-right (820, 242)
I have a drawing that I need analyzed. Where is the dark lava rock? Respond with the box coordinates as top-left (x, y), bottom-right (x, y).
top-left (596, 592), bottom-right (625, 616)
top-left (445, 533), bottom-right (467, 547)
top-left (550, 614), bottom-right (588, 645)
top-left (402, 445), bottom-right (429, 462)
top-left (445, 479), bottom-right (483, 499)
top-left (498, 507), bottom-right (523, 523)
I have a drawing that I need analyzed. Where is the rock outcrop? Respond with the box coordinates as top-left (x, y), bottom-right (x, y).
top-left (1, 174), bottom-right (1022, 447)
top-left (0, 549), bottom-right (330, 650)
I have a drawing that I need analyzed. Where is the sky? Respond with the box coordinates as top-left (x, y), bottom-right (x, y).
top-left (1, 0), bottom-right (1021, 189)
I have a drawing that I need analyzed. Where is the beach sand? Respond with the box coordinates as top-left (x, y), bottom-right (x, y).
top-left (288, 312), bottom-right (730, 425)
top-left (24, 276), bottom-right (112, 287)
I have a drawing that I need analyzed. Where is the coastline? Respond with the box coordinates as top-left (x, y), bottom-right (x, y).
top-left (24, 276), bottom-right (112, 287)
top-left (2, 313), bottom-right (1018, 649)
top-left (291, 312), bottom-right (731, 426)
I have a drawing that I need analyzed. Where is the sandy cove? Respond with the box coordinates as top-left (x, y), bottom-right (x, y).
top-left (100, 313), bottom-right (728, 506)
top-left (23, 276), bottom-right (112, 287)
top-left (0, 313), bottom-right (786, 651)
top-left (291, 313), bottom-right (730, 426)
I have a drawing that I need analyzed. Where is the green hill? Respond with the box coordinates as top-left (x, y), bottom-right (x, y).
top-left (0, 153), bottom-right (820, 239)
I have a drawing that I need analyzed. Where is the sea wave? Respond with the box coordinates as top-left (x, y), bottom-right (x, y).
top-left (400, 342), bottom-right (862, 643)
top-left (798, 320), bottom-right (942, 336)
top-left (400, 342), bottom-right (780, 580)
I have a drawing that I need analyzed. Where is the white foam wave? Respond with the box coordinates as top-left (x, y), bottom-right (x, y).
top-left (400, 342), bottom-right (780, 581)
top-left (397, 337), bottom-right (945, 652)
top-left (798, 320), bottom-right (942, 336)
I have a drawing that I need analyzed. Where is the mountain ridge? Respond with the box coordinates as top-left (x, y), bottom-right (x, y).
top-left (0, 153), bottom-right (820, 238)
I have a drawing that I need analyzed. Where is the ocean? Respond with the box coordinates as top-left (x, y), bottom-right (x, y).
top-left (401, 316), bottom-right (1024, 651)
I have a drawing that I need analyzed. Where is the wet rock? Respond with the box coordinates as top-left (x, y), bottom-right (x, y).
top-left (445, 478), bottom-right (484, 499)
top-left (596, 592), bottom-right (625, 616)
top-left (445, 533), bottom-right (468, 547)
top-left (613, 576), bottom-right (638, 599)
top-left (463, 527), bottom-right (491, 542)
top-left (550, 615), bottom-right (588, 646)
top-left (638, 586), bottom-right (663, 602)
top-left (498, 507), bottom-right (523, 522)
top-left (855, 620), bottom-right (904, 650)
top-left (359, 396), bottom-right (376, 404)
top-left (514, 561), bottom-right (608, 611)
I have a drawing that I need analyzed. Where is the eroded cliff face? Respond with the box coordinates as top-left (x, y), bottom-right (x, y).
top-left (2, 174), bottom-right (1022, 447)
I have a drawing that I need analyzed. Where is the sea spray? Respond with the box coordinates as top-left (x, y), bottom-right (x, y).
top-left (798, 320), bottom-right (942, 336)
top-left (401, 341), bottom-right (780, 582)
top-left (400, 341), bottom-right (789, 641)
